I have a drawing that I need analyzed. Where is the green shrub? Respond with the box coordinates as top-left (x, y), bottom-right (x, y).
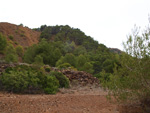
top-left (5, 44), bottom-right (18, 63)
top-left (50, 71), bottom-right (70, 88)
top-left (56, 53), bottom-right (76, 68)
top-left (82, 62), bottom-right (94, 74)
top-left (15, 30), bottom-right (18, 34)
top-left (4, 67), bottom-right (14, 73)
top-left (57, 63), bottom-right (72, 69)
top-left (0, 33), bottom-right (7, 53)
top-left (44, 76), bottom-right (59, 94)
top-left (34, 55), bottom-right (44, 65)
top-left (19, 23), bottom-right (23, 26)
top-left (27, 71), bottom-right (41, 89)
top-left (0, 65), bottom-right (40, 93)
top-left (8, 35), bottom-right (14, 40)
top-left (0, 65), bottom-right (61, 94)
top-left (45, 66), bottom-right (51, 72)
top-left (20, 33), bottom-right (25, 37)
top-left (16, 45), bottom-right (24, 57)
top-left (0, 70), bottom-right (29, 92)
top-left (14, 42), bottom-right (18, 45)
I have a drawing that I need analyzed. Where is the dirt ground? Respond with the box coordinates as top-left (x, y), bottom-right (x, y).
top-left (0, 85), bottom-right (120, 113)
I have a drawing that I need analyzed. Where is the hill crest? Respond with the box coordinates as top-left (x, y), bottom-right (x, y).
top-left (0, 22), bottom-right (40, 47)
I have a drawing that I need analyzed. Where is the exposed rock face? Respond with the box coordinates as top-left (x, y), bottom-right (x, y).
top-left (60, 69), bottom-right (99, 86)
top-left (109, 48), bottom-right (122, 54)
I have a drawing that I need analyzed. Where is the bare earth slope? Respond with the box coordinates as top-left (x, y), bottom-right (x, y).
top-left (0, 86), bottom-right (119, 113)
top-left (0, 22), bottom-right (40, 47)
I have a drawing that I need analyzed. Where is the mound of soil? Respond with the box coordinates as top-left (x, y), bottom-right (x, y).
top-left (0, 22), bottom-right (40, 47)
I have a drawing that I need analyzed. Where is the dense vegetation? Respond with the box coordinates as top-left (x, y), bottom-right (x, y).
top-left (0, 25), bottom-right (120, 76)
top-left (0, 65), bottom-right (69, 94)
top-left (0, 24), bottom-right (121, 95)
top-left (0, 24), bottom-right (120, 93)
top-left (25, 25), bottom-right (119, 75)
top-left (101, 25), bottom-right (150, 112)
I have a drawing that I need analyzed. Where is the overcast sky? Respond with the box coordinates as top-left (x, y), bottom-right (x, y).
top-left (1, 0), bottom-right (150, 50)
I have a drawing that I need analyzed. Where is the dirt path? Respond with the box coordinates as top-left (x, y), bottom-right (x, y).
top-left (0, 86), bottom-right (119, 113)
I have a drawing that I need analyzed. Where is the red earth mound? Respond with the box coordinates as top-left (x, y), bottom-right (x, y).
top-left (0, 22), bottom-right (41, 47)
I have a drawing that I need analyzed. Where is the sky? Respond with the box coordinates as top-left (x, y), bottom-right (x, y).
top-left (1, 0), bottom-right (150, 50)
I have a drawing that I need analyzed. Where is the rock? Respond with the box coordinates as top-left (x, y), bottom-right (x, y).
top-left (60, 70), bottom-right (99, 86)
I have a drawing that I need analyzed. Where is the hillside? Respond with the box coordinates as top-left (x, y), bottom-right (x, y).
top-left (0, 22), bottom-right (122, 54)
top-left (0, 23), bottom-right (122, 75)
top-left (0, 22), bottom-right (40, 47)
top-left (0, 22), bottom-right (145, 113)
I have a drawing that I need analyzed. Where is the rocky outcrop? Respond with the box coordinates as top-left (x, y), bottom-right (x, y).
top-left (61, 69), bottom-right (99, 86)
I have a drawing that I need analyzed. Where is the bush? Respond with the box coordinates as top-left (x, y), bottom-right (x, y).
top-left (0, 65), bottom-right (61, 94)
top-left (44, 66), bottom-right (51, 72)
top-left (14, 42), bottom-right (18, 45)
top-left (5, 54), bottom-right (18, 63)
top-left (102, 24), bottom-right (150, 112)
top-left (0, 70), bottom-right (29, 92)
top-left (34, 55), bottom-right (44, 66)
top-left (5, 44), bottom-right (18, 63)
top-left (8, 35), bottom-right (14, 40)
top-left (44, 76), bottom-right (59, 94)
top-left (50, 71), bottom-right (70, 88)
top-left (20, 33), bottom-right (25, 37)
top-left (56, 53), bottom-right (76, 68)
top-left (82, 62), bottom-right (94, 74)
top-left (26, 71), bottom-right (41, 92)
top-left (16, 45), bottom-right (24, 57)
top-left (0, 65), bottom-right (41, 93)
top-left (0, 33), bottom-right (7, 53)
top-left (57, 63), bottom-right (72, 69)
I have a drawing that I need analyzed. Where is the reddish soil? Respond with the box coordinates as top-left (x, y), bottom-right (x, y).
top-left (0, 22), bottom-right (40, 47)
top-left (0, 86), bottom-right (119, 113)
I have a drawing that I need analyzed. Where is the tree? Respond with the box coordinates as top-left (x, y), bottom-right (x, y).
top-left (82, 62), bottom-right (94, 74)
top-left (74, 46), bottom-right (87, 56)
top-left (102, 24), bottom-right (150, 112)
top-left (50, 71), bottom-right (70, 88)
top-left (63, 42), bottom-right (74, 53)
top-left (5, 44), bottom-right (18, 63)
top-left (56, 53), bottom-right (76, 68)
top-left (23, 44), bottom-right (37, 63)
top-left (53, 48), bottom-right (62, 65)
top-left (0, 33), bottom-right (7, 53)
top-left (34, 55), bottom-right (43, 66)
top-left (16, 45), bottom-right (24, 57)
top-left (23, 39), bottom-right (61, 66)
top-left (63, 53), bottom-right (76, 67)
top-left (57, 63), bottom-right (72, 69)
top-left (56, 56), bottom-right (64, 67)
top-left (76, 54), bottom-right (87, 71)
top-left (102, 59), bottom-right (114, 73)
top-left (0, 70), bottom-right (29, 92)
